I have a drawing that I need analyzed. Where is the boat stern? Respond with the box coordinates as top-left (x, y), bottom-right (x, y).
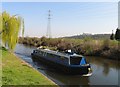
top-left (69, 55), bottom-right (92, 75)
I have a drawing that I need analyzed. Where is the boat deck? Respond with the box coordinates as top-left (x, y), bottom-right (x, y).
top-left (36, 48), bottom-right (83, 59)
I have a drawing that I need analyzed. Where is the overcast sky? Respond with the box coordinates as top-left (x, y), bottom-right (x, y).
top-left (2, 2), bottom-right (118, 37)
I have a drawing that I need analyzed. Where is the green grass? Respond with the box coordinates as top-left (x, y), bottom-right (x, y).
top-left (0, 48), bottom-right (2, 86)
top-left (1, 48), bottom-right (58, 86)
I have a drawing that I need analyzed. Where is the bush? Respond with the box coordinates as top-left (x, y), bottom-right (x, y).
top-left (18, 37), bottom-right (119, 60)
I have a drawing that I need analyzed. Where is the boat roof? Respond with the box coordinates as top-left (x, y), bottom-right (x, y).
top-left (35, 48), bottom-right (83, 59)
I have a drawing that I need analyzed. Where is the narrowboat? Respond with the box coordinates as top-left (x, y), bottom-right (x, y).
top-left (31, 47), bottom-right (92, 75)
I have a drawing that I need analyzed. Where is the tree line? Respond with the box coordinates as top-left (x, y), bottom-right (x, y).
top-left (110, 28), bottom-right (120, 40)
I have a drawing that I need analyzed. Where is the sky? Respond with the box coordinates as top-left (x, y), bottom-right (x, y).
top-left (2, 2), bottom-right (118, 37)
top-left (118, 1), bottom-right (120, 29)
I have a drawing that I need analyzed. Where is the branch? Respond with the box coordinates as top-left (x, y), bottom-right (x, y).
top-left (0, 14), bottom-right (19, 35)
top-left (0, 30), bottom-right (4, 35)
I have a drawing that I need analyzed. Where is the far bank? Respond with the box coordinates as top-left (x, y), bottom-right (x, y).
top-left (19, 37), bottom-right (120, 60)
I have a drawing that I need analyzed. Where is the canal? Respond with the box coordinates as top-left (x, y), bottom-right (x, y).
top-left (14, 44), bottom-right (120, 86)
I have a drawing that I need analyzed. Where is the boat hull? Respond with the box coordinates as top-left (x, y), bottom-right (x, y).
top-left (31, 53), bottom-right (91, 75)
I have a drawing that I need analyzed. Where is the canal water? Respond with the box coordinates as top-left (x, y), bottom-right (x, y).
top-left (14, 44), bottom-right (120, 86)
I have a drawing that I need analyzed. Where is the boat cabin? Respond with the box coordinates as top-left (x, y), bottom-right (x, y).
top-left (33, 49), bottom-right (87, 66)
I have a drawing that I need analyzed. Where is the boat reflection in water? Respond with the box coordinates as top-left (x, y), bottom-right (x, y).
top-left (32, 57), bottom-right (91, 86)
top-left (31, 47), bottom-right (92, 75)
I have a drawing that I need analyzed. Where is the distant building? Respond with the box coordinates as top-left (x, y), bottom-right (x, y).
top-left (82, 33), bottom-right (92, 36)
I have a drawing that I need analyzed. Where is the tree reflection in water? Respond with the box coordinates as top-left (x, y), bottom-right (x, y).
top-left (102, 62), bottom-right (110, 76)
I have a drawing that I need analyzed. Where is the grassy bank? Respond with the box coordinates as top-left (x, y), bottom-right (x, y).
top-left (19, 37), bottom-right (120, 60)
top-left (0, 48), bottom-right (2, 86)
top-left (1, 47), bottom-right (57, 86)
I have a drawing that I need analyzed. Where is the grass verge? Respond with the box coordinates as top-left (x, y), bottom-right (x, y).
top-left (1, 47), bottom-right (57, 86)
top-left (0, 47), bottom-right (2, 86)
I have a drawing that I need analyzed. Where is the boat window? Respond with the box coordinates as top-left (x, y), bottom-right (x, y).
top-left (51, 54), bottom-right (57, 58)
top-left (39, 51), bottom-right (41, 54)
top-left (34, 50), bottom-right (38, 53)
top-left (61, 56), bottom-right (65, 60)
top-left (44, 52), bottom-right (47, 56)
top-left (70, 56), bottom-right (82, 65)
top-left (47, 53), bottom-right (53, 58)
top-left (33, 50), bottom-right (35, 53)
top-left (41, 51), bottom-right (44, 54)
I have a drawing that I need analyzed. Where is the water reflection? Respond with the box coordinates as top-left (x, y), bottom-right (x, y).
top-left (15, 44), bottom-right (119, 86)
top-left (32, 57), bottom-right (90, 86)
top-left (86, 56), bottom-right (119, 76)
top-left (102, 62), bottom-right (110, 76)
